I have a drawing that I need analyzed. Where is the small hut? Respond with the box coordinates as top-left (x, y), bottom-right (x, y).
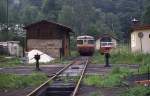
top-left (95, 34), bottom-right (118, 50)
top-left (131, 25), bottom-right (150, 53)
top-left (24, 20), bottom-right (73, 58)
top-left (0, 41), bottom-right (20, 56)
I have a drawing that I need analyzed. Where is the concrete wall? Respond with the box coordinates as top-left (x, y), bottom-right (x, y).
top-left (27, 39), bottom-right (62, 57)
top-left (131, 29), bottom-right (150, 53)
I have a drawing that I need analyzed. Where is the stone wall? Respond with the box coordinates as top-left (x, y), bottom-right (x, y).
top-left (27, 39), bottom-right (62, 57)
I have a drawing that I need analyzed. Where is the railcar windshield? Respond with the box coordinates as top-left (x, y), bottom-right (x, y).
top-left (88, 40), bottom-right (94, 44)
top-left (77, 40), bottom-right (83, 44)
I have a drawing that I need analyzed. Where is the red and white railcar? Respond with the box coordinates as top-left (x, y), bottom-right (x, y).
top-left (77, 35), bottom-right (95, 56)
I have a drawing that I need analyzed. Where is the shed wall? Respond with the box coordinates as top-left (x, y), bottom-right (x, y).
top-left (131, 29), bottom-right (150, 53)
top-left (27, 39), bottom-right (62, 57)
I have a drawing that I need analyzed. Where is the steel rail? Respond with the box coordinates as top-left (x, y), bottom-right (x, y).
top-left (26, 61), bottom-right (76, 96)
top-left (71, 57), bottom-right (89, 96)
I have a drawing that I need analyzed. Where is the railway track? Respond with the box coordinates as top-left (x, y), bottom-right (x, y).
top-left (26, 56), bottom-right (90, 96)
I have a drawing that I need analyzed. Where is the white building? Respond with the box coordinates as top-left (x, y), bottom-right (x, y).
top-left (95, 34), bottom-right (118, 50)
top-left (0, 41), bottom-right (20, 56)
top-left (131, 25), bottom-right (150, 53)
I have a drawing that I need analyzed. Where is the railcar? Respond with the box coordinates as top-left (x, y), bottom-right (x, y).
top-left (99, 36), bottom-right (113, 54)
top-left (77, 35), bottom-right (95, 56)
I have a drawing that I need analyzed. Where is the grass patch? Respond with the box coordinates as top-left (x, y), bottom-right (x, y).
top-left (120, 86), bottom-right (150, 96)
top-left (137, 64), bottom-right (150, 74)
top-left (0, 72), bottom-right (48, 89)
top-left (70, 50), bottom-right (80, 57)
top-left (83, 75), bottom-right (102, 86)
top-left (83, 67), bottom-right (131, 87)
top-left (0, 56), bottom-right (21, 67)
top-left (91, 53), bottom-right (104, 64)
top-left (92, 51), bottom-right (150, 65)
top-left (110, 52), bottom-right (150, 64)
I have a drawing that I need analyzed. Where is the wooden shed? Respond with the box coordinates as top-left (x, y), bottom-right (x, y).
top-left (24, 20), bottom-right (73, 58)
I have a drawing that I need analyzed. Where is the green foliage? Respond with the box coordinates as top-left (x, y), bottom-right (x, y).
top-left (92, 49), bottom-right (150, 65)
top-left (101, 67), bottom-right (131, 87)
top-left (0, 73), bottom-right (48, 89)
top-left (142, 0), bottom-right (150, 24)
top-left (91, 52), bottom-right (104, 64)
top-left (101, 74), bottom-right (122, 87)
top-left (110, 52), bottom-right (150, 64)
top-left (0, 0), bottom-right (146, 42)
top-left (0, 0), bottom-right (7, 23)
top-left (138, 64), bottom-right (150, 74)
top-left (0, 56), bottom-right (21, 67)
top-left (83, 75), bottom-right (102, 86)
top-left (70, 51), bottom-right (79, 57)
top-left (83, 67), bottom-right (131, 87)
top-left (120, 86), bottom-right (150, 96)
top-left (143, 6), bottom-right (150, 24)
top-left (70, 36), bottom-right (77, 50)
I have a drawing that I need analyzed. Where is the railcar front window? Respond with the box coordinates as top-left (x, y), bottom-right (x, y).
top-left (77, 40), bottom-right (83, 44)
top-left (88, 40), bottom-right (94, 44)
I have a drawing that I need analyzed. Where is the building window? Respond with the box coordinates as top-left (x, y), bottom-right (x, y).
top-left (149, 34), bottom-right (150, 38)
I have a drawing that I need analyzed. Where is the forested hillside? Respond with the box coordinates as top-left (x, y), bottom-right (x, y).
top-left (0, 0), bottom-right (150, 43)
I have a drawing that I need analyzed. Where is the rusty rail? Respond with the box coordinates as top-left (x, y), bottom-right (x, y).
top-left (71, 57), bottom-right (89, 96)
top-left (26, 56), bottom-right (90, 96)
top-left (26, 61), bottom-right (76, 96)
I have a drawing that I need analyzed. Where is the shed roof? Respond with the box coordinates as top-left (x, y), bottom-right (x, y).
top-left (24, 20), bottom-right (73, 32)
top-left (132, 25), bottom-right (150, 31)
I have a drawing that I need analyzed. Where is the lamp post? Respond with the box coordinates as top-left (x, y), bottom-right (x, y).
top-left (34, 53), bottom-right (41, 71)
top-left (104, 52), bottom-right (111, 67)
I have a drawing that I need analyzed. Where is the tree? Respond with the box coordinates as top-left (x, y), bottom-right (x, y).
top-left (0, 0), bottom-right (146, 43)
top-left (0, 0), bottom-right (7, 23)
top-left (42, 0), bottom-right (60, 21)
top-left (143, 4), bottom-right (150, 24)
